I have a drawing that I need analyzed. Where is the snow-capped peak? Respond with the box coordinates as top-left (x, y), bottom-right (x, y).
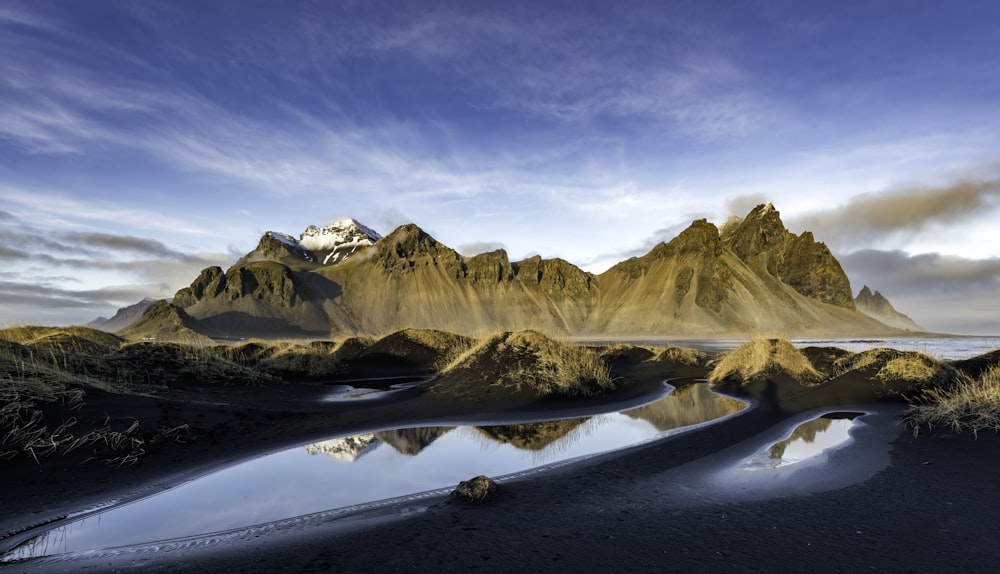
top-left (299, 218), bottom-right (381, 265)
top-left (304, 434), bottom-right (381, 463)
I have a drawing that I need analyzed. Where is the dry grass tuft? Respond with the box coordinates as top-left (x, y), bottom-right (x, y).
top-left (906, 364), bottom-right (1000, 437)
top-left (224, 340), bottom-right (348, 379)
top-left (436, 330), bottom-right (614, 398)
top-left (708, 338), bottom-right (822, 385)
top-left (877, 356), bottom-right (937, 383)
top-left (106, 342), bottom-right (276, 387)
top-left (359, 328), bottom-right (473, 369)
top-left (655, 346), bottom-right (707, 367)
top-left (834, 348), bottom-right (958, 394)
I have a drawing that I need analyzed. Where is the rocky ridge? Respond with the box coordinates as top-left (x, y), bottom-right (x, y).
top-left (241, 219), bottom-right (380, 266)
top-left (126, 205), bottom-right (913, 339)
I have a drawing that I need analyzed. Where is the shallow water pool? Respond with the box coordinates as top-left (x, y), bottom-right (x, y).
top-left (3, 384), bottom-right (745, 561)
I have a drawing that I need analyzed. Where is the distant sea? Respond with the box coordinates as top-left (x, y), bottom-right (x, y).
top-left (791, 336), bottom-right (1000, 360)
top-left (582, 336), bottom-right (1000, 361)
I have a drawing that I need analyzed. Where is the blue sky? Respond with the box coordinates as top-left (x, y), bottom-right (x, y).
top-left (2, 1), bottom-right (1000, 334)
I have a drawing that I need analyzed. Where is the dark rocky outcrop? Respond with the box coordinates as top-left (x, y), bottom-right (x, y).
top-left (723, 203), bottom-right (855, 308)
top-left (239, 232), bottom-right (315, 265)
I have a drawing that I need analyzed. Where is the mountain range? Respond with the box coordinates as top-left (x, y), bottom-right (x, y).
top-left (122, 207), bottom-right (918, 339)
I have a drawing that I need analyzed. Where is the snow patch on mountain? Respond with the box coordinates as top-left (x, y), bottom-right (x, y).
top-left (304, 434), bottom-right (381, 463)
top-left (299, 218), bottom-right (381, 265)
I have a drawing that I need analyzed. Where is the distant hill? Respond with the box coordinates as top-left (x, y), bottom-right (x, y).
top-left (86, 297), bottom-right (161, 332)
top-left (855, 286), bottom-right (923, 331)
top-left (128, 204), bottom-right (914, 339)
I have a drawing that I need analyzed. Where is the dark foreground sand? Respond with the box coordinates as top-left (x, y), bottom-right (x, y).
top-left (4, 365), bottom-right (1000, 573)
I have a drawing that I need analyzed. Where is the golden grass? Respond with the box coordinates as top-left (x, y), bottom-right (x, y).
top-left (707, 338), bottom-right (822, 385)
top-left (833, 348), bottom-right (958, 393)
top-left (0, 329), bottom-right (249, 464)
top-left (906, 364), bottom-right (1000, 437)
top-left (359, 328), bottom-right (473, 369)
top-left (230, 340), bottom-right (348, 378)
top-left (877, 356), bottom-right (937, 383)
top-left (655, 345), bottom-right (707, 367)
top-left (436, 330), bottom-right (614, 398)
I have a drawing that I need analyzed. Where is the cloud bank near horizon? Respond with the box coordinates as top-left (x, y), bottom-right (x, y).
top-left (0, 209), bottom-right (231, 325)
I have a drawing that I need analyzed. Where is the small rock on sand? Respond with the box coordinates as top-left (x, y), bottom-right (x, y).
top-left (452, 475), bottom-right (498, 504)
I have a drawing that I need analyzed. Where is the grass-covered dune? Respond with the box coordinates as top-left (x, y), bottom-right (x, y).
top-left (0, 326), bottom-right (665, 468)
top-left (705, 338), bottom-right (1000, 437)
top-left (429, 330), bottom-right (615, 401)
top-left (906, 363), bottom-right (1000, 436)
top-left (5, 325), bottom-right (1000, 573)
top-left (3, 324), bottom-right (1000, 474)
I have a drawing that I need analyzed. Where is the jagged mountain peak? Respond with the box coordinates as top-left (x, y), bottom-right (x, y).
top-left (724, 203), bottom-right (790, 257)
top-left (855, 286), bottom-right (923, 331)
top-left (257, 231), bottom-right (317, 263)
top-left (381, 224), bottom-right (449, 254)
top-left (660, 219), bottom-right (723, 258)
top-left (299, 218), bottom-right (381, 266)
top-left (720, 204), bottom-right (854, 309)
top-left (366, 224), bottom-right (462, 273)
top-left (242, 219), bottom-right (381, 266)
top-left (300, 218), bottom-right (380, 256)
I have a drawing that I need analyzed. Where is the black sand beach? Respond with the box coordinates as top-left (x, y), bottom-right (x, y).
top-left (4, 340), bottom-right (1000, 573)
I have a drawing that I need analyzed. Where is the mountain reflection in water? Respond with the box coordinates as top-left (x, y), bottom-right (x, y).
top-left (3, 384), bottom-right (744, 562)
top-left (747, 412), bottom-right (863, 469)
top-left (304, 384), bottom-right (747, 461)
top-left (624, 384), bottom-right (747, 431)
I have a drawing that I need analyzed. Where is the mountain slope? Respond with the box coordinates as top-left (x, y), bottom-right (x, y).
top-left (593, 217), bottom-right (887, 336)
top-left (330, 224), bottom-right (598, 334)
top-left (128, 206), bottom-right (913, 339)
top-left (86, 297), bottom-right (160, 332)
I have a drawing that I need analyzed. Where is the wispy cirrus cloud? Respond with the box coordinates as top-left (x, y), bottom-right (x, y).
top-left (0, 185), bottom-right (218, 237)
top-left (357, 5), bottom-right (776, 139)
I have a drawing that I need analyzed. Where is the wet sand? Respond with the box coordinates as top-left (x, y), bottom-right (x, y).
top-left (5, 365), bottom-right (1000, 572)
